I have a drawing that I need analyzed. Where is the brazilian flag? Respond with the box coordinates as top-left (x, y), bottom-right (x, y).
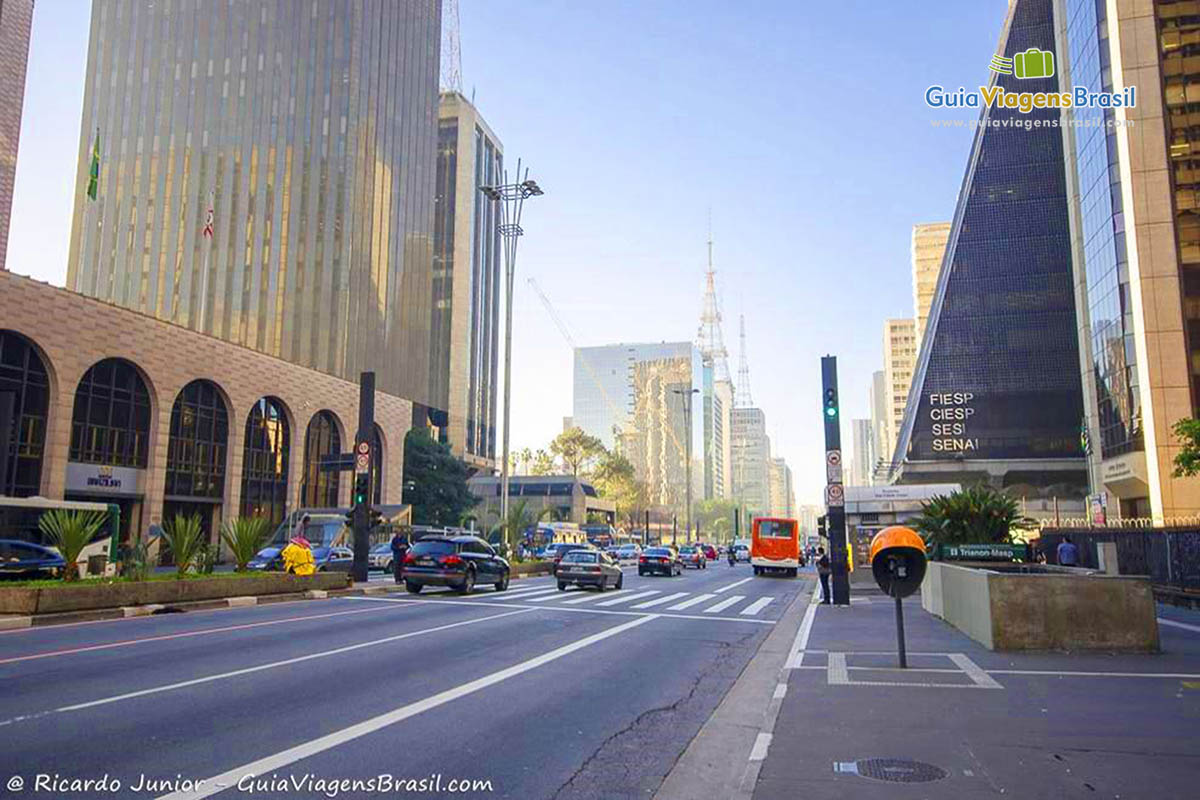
top-left (86, 129), bottom-right (100, 200)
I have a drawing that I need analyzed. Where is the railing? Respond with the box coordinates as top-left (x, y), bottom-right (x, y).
top-left (1039, 525), bottom-right (1200, 592)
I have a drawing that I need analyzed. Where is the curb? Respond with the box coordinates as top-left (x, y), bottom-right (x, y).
top-left (8, 569), bottom-right (555, 629)
top-left (654, 578), bottom-right (816, 800)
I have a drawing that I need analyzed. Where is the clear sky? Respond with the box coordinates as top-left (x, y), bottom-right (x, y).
top-left (5, 0), bottom-right (1010, 504)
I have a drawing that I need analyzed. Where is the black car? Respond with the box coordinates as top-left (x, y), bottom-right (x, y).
top-left (638, 546), bottom-right (682, 577)
top-left (0, 539), bottom-right (66, 578)
top-left (401, 535), bottom-right (510, 594)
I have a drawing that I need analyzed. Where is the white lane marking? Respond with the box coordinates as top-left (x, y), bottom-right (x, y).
top-left (748, 732), bottom-right (773, 761)
top-left (482, 588), bottom-right (560, 601)
top-left (785, 581), bottom-right (822, 669)
top-left (521, 589), bottom-right (590, 603)
top-left (987, 668), bottom-right (1200, 679)
top-left (561, 589), bottom-right (629, 605)
top-left (772, 683), bottom-right (787, 700)
top-left (740, 597), bottom-right (774, 616)
top-left (667, 593), bottom-right (716, 611)
top-left (340, 595), bottom-right (775, 625)
top-left (949, 653), bottom-right (1004, 689)
top-left (631, 592), bottom-right (688, 609)
top-left (703, 595), bottom-right (746, 614)
top-left (714, 577), bottom-right (754, 594)
top-left (1159, 617), bottom-right (1200, 634)
top-left (460, 586), bottom-right (551, 599)
top-left (1, 609), bottom-right (534, 727)
top-left (157, 615), bottom-right (660, 800)
top-left (596, 590), bottom-right (659, 607)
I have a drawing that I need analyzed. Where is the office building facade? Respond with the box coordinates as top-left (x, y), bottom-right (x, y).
top-left (869, 368), bottom-right (888, 478)
top-left (433, 91), bottom-right (501, 471)
top-left (731, 406), bottom-right (769, 517)
top-left (1057, 0), bottom-right (1200, 519)
top-left (65, 0), bottom-right (441, 408)
top-left (912, 221), bottom-right (951, 344)
top-left (883, 318), bottom-right (917, 457)
top-left (702, 368), bottom-right (734, 500)
top-left (767, 456), bottom-right (794, 518)
top-left (572, 342), bottom-right (704, 511)
top-left (892, 0), bottom-right (1087, 500)
top-left (0, 0), bottom-right (34, 273)
top-left (850, 418), bottom-right (873, 486)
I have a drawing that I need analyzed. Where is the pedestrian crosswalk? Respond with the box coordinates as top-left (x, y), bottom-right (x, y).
top-left (447, 585), bottom-right (783, 617)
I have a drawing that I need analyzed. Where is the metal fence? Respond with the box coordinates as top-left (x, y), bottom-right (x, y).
top-left (1038, 527), bottom-right (1200, 592)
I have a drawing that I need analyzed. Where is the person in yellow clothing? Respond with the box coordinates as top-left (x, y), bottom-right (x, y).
top-left (282, 534), bottom-right (316, 576)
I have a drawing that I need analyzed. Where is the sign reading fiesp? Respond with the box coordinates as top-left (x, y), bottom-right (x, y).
top-left (929, 392), bottom-right (979, 453)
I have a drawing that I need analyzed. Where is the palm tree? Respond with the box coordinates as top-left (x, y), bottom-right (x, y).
top-left (220, 516), bottom-right (272, 572)
top-left (912, 484), bottom-right (1034, 547)
top-left (161, 514), bottom-right (206, 577)
top-left (38, 509), bottom-right (108, 581)
top-left (488, 499), bottom-right (533, 558)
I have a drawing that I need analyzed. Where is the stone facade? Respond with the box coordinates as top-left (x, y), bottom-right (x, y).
top-left (0, 269), bottom-right (410, 534)
top-left (0, 0), bottom-right (34, 273)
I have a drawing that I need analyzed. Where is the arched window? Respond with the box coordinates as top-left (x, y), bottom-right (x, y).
top-left (241, 397), bottom-right (290, 526)
top-left (0, 331), bottom-right (51, 497)
top-left (70, 358), bottom-right (151, 468)
top-left (164, 380), bottom-right (228, 499)
top-left (300, 410), bottom-right (341, 508)
top-left (371, 424), bottom-right (384, 504)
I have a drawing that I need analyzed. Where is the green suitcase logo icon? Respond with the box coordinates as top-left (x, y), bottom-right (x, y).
top-left (1013, 48), bottom-right (1054, 79)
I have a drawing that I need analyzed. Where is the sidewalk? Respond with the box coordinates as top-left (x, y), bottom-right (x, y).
top-left (753, 587), bottom-right (1200, 799)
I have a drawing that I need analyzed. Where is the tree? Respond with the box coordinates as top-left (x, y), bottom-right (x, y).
top-left (220, 516), bottom-right (272, 572)
top-left (402, 429), bottom-right (478, 526)
top-left (529, 448), bottom-right (558, 476)
top-left (1173, 418), bottom-right (1200, 477)
top-left (911, 484), bottom-right (1034, 547)
top-left (549, 427), bottom-right (605, 478)
top-left (486, 499), bottom-right (536, 559)
top-left (591, 449), bottom-right (645, 526)
top-left (37, 509), bottom-right (107, 581)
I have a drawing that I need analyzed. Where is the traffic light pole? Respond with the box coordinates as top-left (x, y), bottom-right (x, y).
top-left (350, 371), bottom-right (375, 583)
top-left (821, 356), bottom-right (850, 605)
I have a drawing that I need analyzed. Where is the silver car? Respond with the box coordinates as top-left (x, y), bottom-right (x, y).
top-left (556, 549), bottom-right (624, 591)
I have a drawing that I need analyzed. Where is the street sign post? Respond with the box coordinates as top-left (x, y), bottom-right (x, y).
top-left (350, 371), bottom-right (375, 582)
top-left (319, 454), bottom-right (355, 473)
top-left (821, 356), bottom-right (850, 606)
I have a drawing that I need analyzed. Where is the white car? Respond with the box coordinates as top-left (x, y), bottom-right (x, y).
top-left (733, 544), bottom-right (751, 562)
top-left (368, 543), bottom-right (394, 571)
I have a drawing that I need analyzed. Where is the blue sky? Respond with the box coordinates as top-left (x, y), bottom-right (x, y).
top-left (5, 0), bottom-right (1009, 504)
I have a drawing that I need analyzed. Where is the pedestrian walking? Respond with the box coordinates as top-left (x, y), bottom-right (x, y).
top-left (1056, 535), bottom-right (1080, 567)
top-left (390, 530), bottom-right (408, 584)
top-left (816, 547), bottom-right (832, 604)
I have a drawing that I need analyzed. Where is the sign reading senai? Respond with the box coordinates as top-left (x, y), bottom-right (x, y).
top-left (928, 392), bottom-right (979, 453)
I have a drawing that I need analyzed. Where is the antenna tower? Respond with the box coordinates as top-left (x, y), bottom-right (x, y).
top-left (440, 0), bottom-right (463, 93)
top-left (697, 228), bottom-right (731, 384)
top-left (735, 314), bottom-right (753, 408)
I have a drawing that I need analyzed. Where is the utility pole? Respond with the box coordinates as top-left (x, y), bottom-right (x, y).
top-left (674, 387), bottom-right (699, 547)
top-left (480, 163), bottom-right (543, 534)
top-left (351, 371), bottom-right (375, 583)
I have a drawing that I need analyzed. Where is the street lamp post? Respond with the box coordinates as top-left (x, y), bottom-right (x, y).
top-left (480, 162), bottom-right (543, 542)
top-left (673, 387), bottom-right (699, 544)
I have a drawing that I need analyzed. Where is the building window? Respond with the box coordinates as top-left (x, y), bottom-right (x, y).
top-left (300, 410), bottom-right (342, 508)
top-left (0, 330), bottom-right (51, 497)
top-left (241, 397), bottom-right (290, 527)
top-left (70, 358), bottom-right (151, 468)
top-left (164, 380), bottom-right (228, 500)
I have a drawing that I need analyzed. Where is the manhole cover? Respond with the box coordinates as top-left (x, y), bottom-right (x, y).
top-left (847, 758), bottom-right (947, 783)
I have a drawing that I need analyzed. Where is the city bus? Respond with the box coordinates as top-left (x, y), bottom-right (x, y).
top-left (751, 517), bottom-right (801, 577)
top-left (0, 496), bottom-right (121, 576)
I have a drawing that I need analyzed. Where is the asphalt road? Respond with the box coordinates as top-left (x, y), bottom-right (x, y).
top-left (0, 561), bottom-right (811, 800)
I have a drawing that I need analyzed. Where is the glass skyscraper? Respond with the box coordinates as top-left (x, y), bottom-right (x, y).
top-left (65, 0), bottom-right (441, 406)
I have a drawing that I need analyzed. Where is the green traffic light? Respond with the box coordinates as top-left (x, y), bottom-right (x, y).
top-left (825, 406), bottom-right (837, 417)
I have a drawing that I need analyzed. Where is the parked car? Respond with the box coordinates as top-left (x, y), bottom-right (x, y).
top-left (401, 535), bottom-right (510, 594)
top-left (368, 542), bottom-right (394, 572)
top-left (699, 544), bottom-right (718, 561)
top-left (0, 539), bottom-right (66, 578)
top-left (639, 546), bottom-right (682, 577)
top-left (556, 549), bottom-right (624, 591)
top-left (247, 544), bottom-right (353, 572)
top-left (542, 542), bottom-right (596, 576)
top-left (679, 545), bottom-right (707, 569)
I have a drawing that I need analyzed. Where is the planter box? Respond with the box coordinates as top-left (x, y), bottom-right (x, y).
top-left (921, 561), bottom-right (1159, 652)
top-left (512, 562), bottom-right (551, 577)
top-left (0, 572), bottom-right (351, 615)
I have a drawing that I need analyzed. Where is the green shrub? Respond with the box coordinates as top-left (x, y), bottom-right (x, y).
top-left (161, 514), bottom-right (206, 577)
top-left (37, 508), bottom-right (108, 582)
top-left (220, 516), bottom-right (272, 571)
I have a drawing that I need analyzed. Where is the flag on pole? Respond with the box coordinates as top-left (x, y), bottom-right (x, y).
top-left (202, 193), bottom-right (214, 238)
top-left (86, 128), bottom-right (100, 200)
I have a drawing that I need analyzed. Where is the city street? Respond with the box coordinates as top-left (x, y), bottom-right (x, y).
top-left (0, 563), bottom-right (811, 799)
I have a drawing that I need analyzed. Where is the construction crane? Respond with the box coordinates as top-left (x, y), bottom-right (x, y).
top-left (525, 278), bottom-right (689, 469)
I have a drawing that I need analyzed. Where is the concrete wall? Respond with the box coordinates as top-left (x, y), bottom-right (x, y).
top-left (922, 562), bottom-right (1159, 652)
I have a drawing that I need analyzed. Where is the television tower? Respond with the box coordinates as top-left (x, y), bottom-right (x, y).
top-left (440, 0), bottom-right (463, 93)
top-left (696, 231), bottom-right (731, 383)
top-left (736, 314), bottom-right (753, 408)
